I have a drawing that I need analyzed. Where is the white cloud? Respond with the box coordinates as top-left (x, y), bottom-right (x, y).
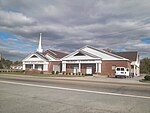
top-left (0, 11), bottom-right (35, 27)
top-left (0, 0), bottom-right (150, 60)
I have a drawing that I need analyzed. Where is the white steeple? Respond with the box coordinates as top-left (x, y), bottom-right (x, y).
top-left (37, 33), bottom-right (43, 53)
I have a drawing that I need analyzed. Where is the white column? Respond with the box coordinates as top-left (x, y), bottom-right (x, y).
top-left (133, 65), bottom-right (136, 76)
top-left (98, 63), bottom-right (101, 73)
top-left (78, 63), bottom-right (81, 72)
top-left (43, 64), bottom-right (48, 71)
top-left (23, 64), bottom-right (26, 70)
top-left (33, 64), bottom-right (35, 69)
top-left (62, 63), bottom-right (66, 72)
top-left (137, 67), bottom-right (140, 76)
top-left (96, 63), bottom-right (98, 73)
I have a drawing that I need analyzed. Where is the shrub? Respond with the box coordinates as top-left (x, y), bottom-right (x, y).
top-left (40, 71), bottom-right (43, 74)
top-left (144, 75), bottom-right (150, 81)
top-left (52, 71), bottom-right (55, 74)
top-left (56, 71), bottom-right (59, 74)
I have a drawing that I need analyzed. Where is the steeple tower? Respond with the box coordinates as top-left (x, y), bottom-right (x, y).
top-left (37, 33), bottom-right (43, 53)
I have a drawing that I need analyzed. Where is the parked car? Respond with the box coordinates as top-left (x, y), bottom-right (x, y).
top-left (115, 67), bottom-right (129, 78)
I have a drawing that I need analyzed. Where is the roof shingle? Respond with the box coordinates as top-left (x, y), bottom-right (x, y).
top-left (42, 49), bottom-right (68, 59)
top-left (114, 51), bottom-right (138, 61)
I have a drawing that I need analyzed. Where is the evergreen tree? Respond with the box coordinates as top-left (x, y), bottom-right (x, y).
top-left (140, 58), bottom-right (150, 74)
top-left (0, 58), bottom-right (13, 69)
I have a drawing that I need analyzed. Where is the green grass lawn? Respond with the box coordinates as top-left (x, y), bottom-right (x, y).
top-left (0, 72), bottom-right (85, 77)
top-left (0, 71), bottom-right (25, 75)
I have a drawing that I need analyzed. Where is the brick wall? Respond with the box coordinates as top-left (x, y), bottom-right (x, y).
top-left (66, 64), bottom-right (78, 73)
top-left (25, 69), bottom-right (43, 74)
top-left (48, 61), bottom-right (61, 72)
top-left (101, 60), bottom-right (131, 76)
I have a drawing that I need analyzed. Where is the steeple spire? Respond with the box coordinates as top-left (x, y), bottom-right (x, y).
top-left (37, 33), bottom-right (43, 53)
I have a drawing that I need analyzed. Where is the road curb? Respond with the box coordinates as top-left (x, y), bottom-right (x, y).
top-left (0, 74), bottom-right (150, 86)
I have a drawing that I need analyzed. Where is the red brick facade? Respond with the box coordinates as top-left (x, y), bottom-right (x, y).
top-left (65, 60), bottom-right (131, 76)
top-left (101, 60), bottom-right (131, 76)
top-left (48, 61), bottom-right (61, 72)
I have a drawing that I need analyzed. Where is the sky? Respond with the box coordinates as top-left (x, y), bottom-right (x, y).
top-left (0, 0), bottom-right (150, 61)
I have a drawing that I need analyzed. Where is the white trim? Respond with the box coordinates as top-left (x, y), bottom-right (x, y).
top-left (22, 53), bottom-right (47, 62)
top-left (62, 60), bottom-right (102, 64)
top-left (61, 46), bottom-right (102, 60)
top-left (62, 46), bottom-right (129, 61)
top-left (48, 49), bottom-right (57, 55)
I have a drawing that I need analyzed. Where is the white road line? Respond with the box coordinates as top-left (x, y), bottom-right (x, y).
top-left (0, 80), bottom-right (150, 99)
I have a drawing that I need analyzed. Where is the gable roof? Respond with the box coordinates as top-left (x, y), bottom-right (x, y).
top-left (36, 52), bottom-right (49, 60)
top-left (85, 45), bottom-right (127, 59)
top-left (23, 49), bottom-right (67, 62)
top-left (62, 45), bottom-right (129, 61)
top-left (114, 51), bottom-right (138, 61)
top-left (42, 49), bottom-right (68, 59)
top-left (22, 52), bottom-right (48, 61)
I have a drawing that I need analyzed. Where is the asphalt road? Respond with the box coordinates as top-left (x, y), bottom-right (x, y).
top-left (0, 74), bottom-right (150, 113)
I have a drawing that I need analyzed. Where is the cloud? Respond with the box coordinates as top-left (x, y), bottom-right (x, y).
top-left (0, 0), bottom-right (150, 60)
top-left (0, 11), bottom-right (35, 27)
top-left (0, 48), bottom-right (28, 61)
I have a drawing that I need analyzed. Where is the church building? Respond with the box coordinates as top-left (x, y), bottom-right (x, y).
top-left (22, 33), bottom-right (67, 73)
top-left (22, 34), bottom-right (140, 76)
top-left (61, 45), bottom-right (140, 76)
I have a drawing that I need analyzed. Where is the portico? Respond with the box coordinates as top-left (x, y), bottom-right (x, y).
top-left (23, 61), bottom-right (49, 71)
top-left (62, 60), bottom-right (102, 74)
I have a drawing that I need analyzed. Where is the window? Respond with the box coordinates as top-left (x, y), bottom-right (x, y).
top-left (121, 68), bottom-right (124, 71)
top-left (25, 64), bottom-right (33, 69)
top-left (112, 65), bottom-right (116, 70)
top-left (116, 68), bottom-right (120, 71)
top-left (53, 65), bottom-right (60, 72)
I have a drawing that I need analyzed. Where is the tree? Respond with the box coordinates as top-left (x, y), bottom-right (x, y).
top-left (140, 58), bottom-right (150, 74)
top-left (13, 61), bottom-right (22, 65)
top-left (0, 57), bottom-right (13, 69)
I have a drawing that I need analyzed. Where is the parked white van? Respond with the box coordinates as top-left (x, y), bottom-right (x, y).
top-left (115, 67), bottom-right (129, 78)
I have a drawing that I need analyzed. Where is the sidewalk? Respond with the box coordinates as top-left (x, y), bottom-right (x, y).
top-left (48, 75), bottom-right (149, 85)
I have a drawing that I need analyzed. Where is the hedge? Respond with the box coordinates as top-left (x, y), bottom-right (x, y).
top-left (144, 75), bottom-right (150, 81)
